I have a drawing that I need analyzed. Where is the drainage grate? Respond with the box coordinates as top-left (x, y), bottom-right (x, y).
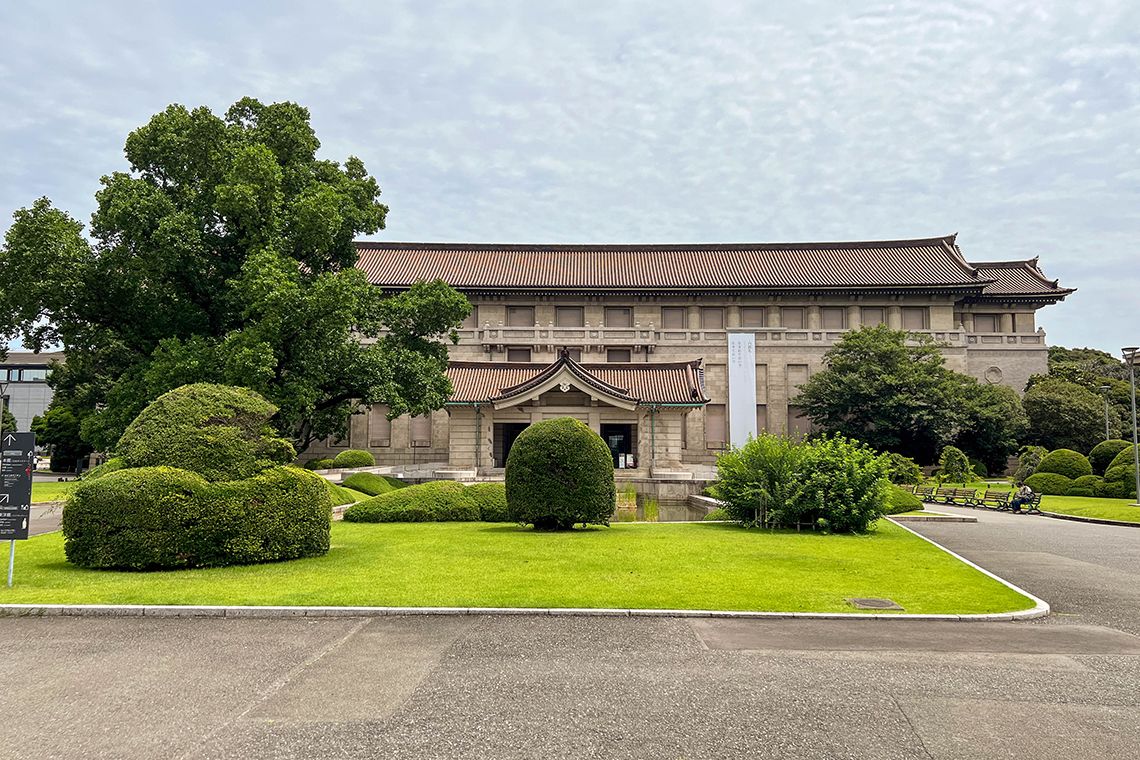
top-left (846, 597), bottom-right (904, 610)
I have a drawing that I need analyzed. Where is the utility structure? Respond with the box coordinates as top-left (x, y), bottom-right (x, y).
top-left (1123, 347), bottom-right (1140, 507)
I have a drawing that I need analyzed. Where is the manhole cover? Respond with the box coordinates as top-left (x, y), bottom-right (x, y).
top-left (846, 597), bottom-right (903, 610)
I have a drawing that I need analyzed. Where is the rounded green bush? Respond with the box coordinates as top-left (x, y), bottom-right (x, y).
top-left (81, 457), bottom-right (126, 481)
top-left (1036, 449), bottom-right (1093, 481)
top-left (885, 453), bottom-right (921, 485)
top-left (1103, 462), bottom-right (1137, 498)
top-left (883, 486), bottom-right (923, 515)
top-left (703, 507), bottom-right (730, 521)
top-left (1097, 479), bottom-right (1133, 499)
top-left (115, 384), bottom-right (294, 482)
top-left (1069, 475), bottom-right (1104, 495)
top-left (331, 449), bottom-right (376, 468)
top-left (305, 458), bottom-right (335, 470)
top-left (327, 482), bottom-right (367, 506)
top-left (1024, 472), bottom-right (1073, 496)
top-left (1106, 445), bottom-right (1139, 473)
top-left (466, 482), bottom-right (510, 522)
top-left (1089, 439), bottom-right (1132, 475)
top-left (341, 472), bottom-right (406, 496)
top-left (62, 465), bottom-right (331, 569)
top-left (343, 481), bottom-right (479, 523)
top-left (505, 417), bottom-right (615, 530)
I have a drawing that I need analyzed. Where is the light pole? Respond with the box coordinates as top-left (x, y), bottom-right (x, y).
top-left (1123, 347), bottom-right (1140, 507)
top-left (1099, 384), bottom-right (1112, 441)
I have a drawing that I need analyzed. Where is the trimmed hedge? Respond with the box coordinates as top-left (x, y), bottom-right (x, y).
top-left (327, 482), bottom-right (368, 506)
top-left (1107, 445), bottom-right (1139, 473)
top-left (1068, 475), bottom-right (1104, 497)
top-left (1036, 449), bottom-right (1093, 481)
top-left (505, 417), bottom-right (615, 530)
top-left (331, 449), bottom-right (376, 468)
top-left (305, 458), bottom-right (335, 470)
top-left (343, 481), bottom-right (479, 523)
top-left (1024, 472), bottom-right (1073, 496)
top-left (82, 457), bottom-right (126, 481)
top-left (341, 472), bottom-right (407, 497)
top-left (1097, 478), bottom-right (1134, 499)
top-left (62, 465), bottom-right (331, 570)
top-left (883, 486), bottom-right (923, 515)
top-left (115, 384), bottom-right (294, 482)
top-left (467, 482), bottom-right (510, 522)
top-left (1090, 440), bottom-right (1132, 475)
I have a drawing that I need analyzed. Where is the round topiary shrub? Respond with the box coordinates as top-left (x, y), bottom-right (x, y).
top-left (62, 465), bottom-right (331, 569)
top-left (81, 457), bottom-right (126, 481)
top-left (1097, 478), bottom-right (1133, 499)
top-left (305, 458), bottom-right (335, 470)
top-left (1089, 439), bottom-right (1132, 475)
top-left (883, 486), bottom-right (923, 515)
top-left (1103, 462), bottom-right (1138, 499)
top-left (1036, 449), bottom-right (1093, 481)
top-left (1024, 472), bottom-right (1073, 496)
top-left (331, 449), bottom-right (376, 468)
top-left (343, 481), bottom-right (479, 523)
top-left (1069, 475), bottom-right (1104, 495)
top-left (115, 383), bottom-right (295, 482)
top-left (466, 482), bottom-right (510, 522)
top-left (341, 472), bottom-right (406, 496)
top-left (505, 417), bottom-right (615, 530)
top-left (1106, 445), bottom-right (1139, 473)
top-left (885, 452), bottom-right (921, 485)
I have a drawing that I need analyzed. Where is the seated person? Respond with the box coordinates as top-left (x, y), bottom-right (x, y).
top-left (1008, 483), bottom-right (1034, 513)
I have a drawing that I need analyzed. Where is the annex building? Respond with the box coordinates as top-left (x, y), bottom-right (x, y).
top-left (307, 234), bottom-right (1072, 488)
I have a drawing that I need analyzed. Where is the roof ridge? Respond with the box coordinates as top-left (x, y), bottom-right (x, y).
top-left (355, 235), bottom-right (959, 252)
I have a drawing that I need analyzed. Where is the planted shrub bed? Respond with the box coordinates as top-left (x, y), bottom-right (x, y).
top-left (341, 472), bottom-right (407, 496)
top-left (344, 481), bottom-right (480, 523)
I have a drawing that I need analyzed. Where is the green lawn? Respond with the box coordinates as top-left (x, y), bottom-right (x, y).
top-left (31, 481), bottom-right (75, 503)
top-left (0, 521), bottom-right (1033, 614)
top-left (1040, 495), bottom-right (1140, 523)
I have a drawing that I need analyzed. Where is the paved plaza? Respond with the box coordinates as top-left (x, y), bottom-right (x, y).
top-left (1, 509), bottom-right (1138, 759)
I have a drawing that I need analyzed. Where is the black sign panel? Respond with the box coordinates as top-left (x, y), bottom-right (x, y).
top-left (0, 432), bottom-right (35, 540)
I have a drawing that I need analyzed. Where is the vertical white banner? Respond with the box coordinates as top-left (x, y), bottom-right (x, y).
top-left (727, 331), bottom-right (757, 447)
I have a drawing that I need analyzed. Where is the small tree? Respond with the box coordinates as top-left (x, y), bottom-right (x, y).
top-left (711, 434), bottom-right (804, 527)
top-left (1012, 445), bottom-right (1048, 482)
top-left (884, 452), bottom-right (922, 485)
top-left (938, 445), bottom-right (971, 484)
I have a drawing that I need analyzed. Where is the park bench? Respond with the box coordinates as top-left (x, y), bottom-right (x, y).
top-left (932, 487), bottom-right (957, 503)
top-left (932, 487), bottom-right (975, 505)
top-left (1001, 493), bottom-right (1043, 515)
top-left (973, 489), bottom-right (1010, 510)
top-left (916, 486), bottom-right (935, 501)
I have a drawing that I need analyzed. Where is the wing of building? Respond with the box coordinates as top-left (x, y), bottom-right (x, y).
top-left (308, 234), bottom-right (1072, 507)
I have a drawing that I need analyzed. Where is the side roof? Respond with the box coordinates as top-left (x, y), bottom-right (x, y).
top-left (968, 259), bottom-right (1075, 301)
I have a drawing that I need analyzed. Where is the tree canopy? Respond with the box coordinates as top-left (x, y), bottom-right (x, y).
top-left (1023, 378), bottom-right (1109, 453)
top-left (795, 325), bottom-right (1026, 466)
top-left (0, 98), bottom-right (470, 452)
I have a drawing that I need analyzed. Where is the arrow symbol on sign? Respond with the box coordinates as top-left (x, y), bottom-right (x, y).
top-left (0, 494), bottom-right (8, 503)
top-left (2, 434), bottom-right (15, 446)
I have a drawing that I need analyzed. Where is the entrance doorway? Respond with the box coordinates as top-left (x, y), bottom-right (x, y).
top-left (493, 422), bottom-right (530, 468)
top-left (600, 423), bottom-right (637, 469)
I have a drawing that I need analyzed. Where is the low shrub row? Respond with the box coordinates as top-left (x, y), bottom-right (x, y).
top-left (341, 472), bottom-right (407, 496)
top-left (303, 449), bottom-right (378, 470)
top-left (342, 481), bottom-right (513, 524)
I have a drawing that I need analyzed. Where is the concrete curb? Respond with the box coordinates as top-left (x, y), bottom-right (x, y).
top-left (893, 514), bottom-right (977, 523)
top-left (885, 517), bottom-right (1049, 621)
top-left (920, 499), bottom-right (1140, 529)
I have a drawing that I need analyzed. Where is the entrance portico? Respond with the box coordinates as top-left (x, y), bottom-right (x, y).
top-left (445, 349), bottom-right (709, 478)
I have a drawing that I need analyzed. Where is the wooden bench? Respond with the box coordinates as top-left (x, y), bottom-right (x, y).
top-left (933, 487), bottom-right (976, 505)
top-left (916, 486), bottom-right (935, 501)
top-left (974, 489), bottom-right (1011, 509)
top-left (1003, 493), bottom-right (1043, 515)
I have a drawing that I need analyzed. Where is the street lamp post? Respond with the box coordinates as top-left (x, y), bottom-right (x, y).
top-left (1123, 347), bottom-right (1140, 507)
top-left (1099, 384), bottom-right (1112, 441)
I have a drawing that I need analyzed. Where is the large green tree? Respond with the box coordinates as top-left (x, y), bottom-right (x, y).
top-left (1027, 346), bottom-right (1128, 437)
top-left (0, 98), bottom-right (469, 452)
top-left (1023, 378), bottom-right (1109, 453)
top-left (796, 325), bottom-right (1026, 466)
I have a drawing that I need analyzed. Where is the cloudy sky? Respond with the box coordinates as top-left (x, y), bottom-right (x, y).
top-left (2, 0), bottom-right (1137, 354)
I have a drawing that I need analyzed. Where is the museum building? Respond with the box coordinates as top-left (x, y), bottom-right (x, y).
top-left (307, 234), bottom-right (1072, 482)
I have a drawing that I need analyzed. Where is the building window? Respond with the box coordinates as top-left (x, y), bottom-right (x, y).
top-left (607, 348), bottom-right (632, 362)
top-left (700, 307), bottom-right (724, 329)
top-left (781, 307), bottom-right (805, 329)
top-left (756, 404), bottom-right (768, 433)
top-left (410, 415), bottom-right (432, 447)
top-left (369, 405), bottom-right (392, 447)
top-left (741, 307), bottom-right (766, 327)
top-left (861, 307), bottom-right (885, 327)
top-left (820, 307), bottom-right (846, 330)
top-left (788, 405), bottom-right (811, 439)
top-left (462, 305), bottom-right (479, 328)
top-left (506, 306), bottom-right (535, 326)
top-left (901, 307), bottom-right (929, 330)
top-left (681, 412), bottom-right (688, 449)
top-left (974, 314), bottom-right (1000, 333)
top-left (786, 364), bottom-right (809, 397)
top-left (705, 404), bottom-right (726, 449)
top-left (555, 306), bottom-right (584, 327)
top-left (661, 306), bottom-right (686, 329)
top-left (605, 307), bottom-right (632, 327)
top-left (506, 347), bottom-right (532, 362)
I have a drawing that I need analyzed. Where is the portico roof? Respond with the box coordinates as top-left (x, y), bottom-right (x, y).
top-left (446, 351), bottom-right (709, 409)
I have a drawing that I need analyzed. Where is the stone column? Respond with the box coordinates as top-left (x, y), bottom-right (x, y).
top-left (687, 305), bottom-right (700, 329)
top-left (768, 306), bottom-right (781, 328)
top-left (847, 305), bottom-right (860, 330)
top-left (727, 305), bottom-right (741, 328)
top-left (1000, 313), bottom-right (1014, 333)
top-left (807, 306), bottom-right (821, 329)
top-left (963, 312), bottom-right (975, 332)
top-left (887, 306), bottom-right (902, 330)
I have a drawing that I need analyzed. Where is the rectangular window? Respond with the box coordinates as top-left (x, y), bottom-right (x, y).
top-left (507, 347), bottom-right (532, 362)
top-left (506, 306), bottom-right (535, 327)
top-left (605, 307), bottom-right (632, 327)
top-left (555, 306), bottom-right (584, 327)
top-left (974, 314), bottom-right (1000, 333)
top-left (606, 348), bottom-right (632, 362)
top-left (741, 307), bottom-right (766, 327)
top-left (700, 307), bottom-right (724, 329)
top-left (704, 404), bottom-right (726, 449)
top-left (820, 307), bottom-right (846, 329)
top-left (462, 305), bottom-right (479, 328)
top-left (781, 307), bottom-right (805, 329)
top-left (861, 307), bottom-right (885, 327)
top-left (901, 307), bottom-right (929, 330)
top-left (756, 404), bottom-right (768, 433)
top-left (788, 405), bottom-right (811, 439)
top-left (410, 415), bottom-right (432, 447)
top-left (786, 364), bottom-right (809, 398)
top-left (369, 405), bottom-right (392, 447)
top-left (661, 306), bottom-right (686, 329)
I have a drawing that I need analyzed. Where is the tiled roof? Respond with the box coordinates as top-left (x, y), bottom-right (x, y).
top-left (447, 354), bottom-right (708, 406)
top-left (356, 235), bottom-right (986, 291)
top-left (1, 351), bottom-right (65, 366)
top-left (970, 259), bottom-right (1075, 298)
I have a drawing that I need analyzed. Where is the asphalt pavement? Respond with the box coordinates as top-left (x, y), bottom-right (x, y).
top-left (0, 508), bottom-right (1137, 759)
